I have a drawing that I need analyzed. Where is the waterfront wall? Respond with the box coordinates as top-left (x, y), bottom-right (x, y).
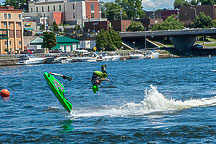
top-left (0, 59), bottom-right (18, 66)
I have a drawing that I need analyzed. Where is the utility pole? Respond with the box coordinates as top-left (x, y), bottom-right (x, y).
top-left (145, 27), bottom-right (146, 50)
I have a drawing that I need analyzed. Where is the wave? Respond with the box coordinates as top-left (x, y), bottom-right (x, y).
top-left (70, 85), bottom-right (216, 118)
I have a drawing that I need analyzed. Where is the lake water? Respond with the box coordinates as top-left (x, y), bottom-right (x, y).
top-left (1, 57), bottom-right (216, 143)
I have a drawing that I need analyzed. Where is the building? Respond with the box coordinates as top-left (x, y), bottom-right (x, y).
top-left (161, 10), bottom-right (179, 20)
top-left (110, 20), bottom-right (132, 32)
top-left (0, 6), bottom-right (24, 54)
top-left (64, 0), bottom-right (86, 25)
top-left (30, 36), bottom-right (80, 52)
top-left (26, 0), bottom-right (65, 25)
top-left (84, 20), bottom-right (109, 32)
top-left (24, 0), bottom-right (101, 29)
top-left (137, 18), bottom-right (163, 30)
top-left (179, 5), bottom-right (216, 24)
top-left (24, 21), bottom-right (37, 36)
top-left (145, 9), bottom-right (179, 20)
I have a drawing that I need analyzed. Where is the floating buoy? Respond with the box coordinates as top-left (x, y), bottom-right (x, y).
top-left (0, 89), bottom-right (10, 97)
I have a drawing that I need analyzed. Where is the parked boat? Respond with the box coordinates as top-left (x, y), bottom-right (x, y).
top-left (17, 55), bottom-right (46, 65)
top-left (129, 54), bottom-right (145, 59)
top-left (97, 53), bottom-right (120, 61)
top-left (44, 56), bottom-right (61, 64)
top-left (145, 51), bottom-right (160, 59)
top-left (72, 57), bottom-right (97, 62)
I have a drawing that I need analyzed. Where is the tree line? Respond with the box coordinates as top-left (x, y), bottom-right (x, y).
top-left (174, 0), bottom-right (216, 9)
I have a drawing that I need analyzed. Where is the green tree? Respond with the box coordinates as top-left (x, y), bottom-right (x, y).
top-left (40, 24), bottom-right (45, 31)
top-left (104, 2), bottom-right (126, 20)
top-left (191, 0), bottom-right (198, 5)
top-left (53, 21), bottom-right (59, 32)
top-left (108, 29), bottom-right (122, 50)
top-left (43, 32), bottom-right (57, 50)
top-left (174, 0), bottom-right (190, 9)
top-left (199, 0), bottom-right (215, 5)
top-left (3, 0), bottom-right (26, 9)
top-left (96, 29), bottom-right (122, 51)
top-left (126, 21), bottom-right (144, 31)
top-left (74, 25), bottom-right (81, 31)
top-left (96, 30), bottom-right (109, 51)
top-left (193, 12), bottom-right (213, 28)
top-left (151, 15), bottom-right (184, 30)
top-left (4, 48), bottom-right (9, 54)
top-left (116, 0), bottom-right (145, 20)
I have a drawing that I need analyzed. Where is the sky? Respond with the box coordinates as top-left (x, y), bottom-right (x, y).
top-left (0, 0), bottom-right (191, 11)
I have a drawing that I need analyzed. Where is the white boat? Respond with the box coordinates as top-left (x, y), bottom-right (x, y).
top-left (17, 55), bottom-right (46, 65)
top-left (130, 54), bottom-right (144, 59)
top-left (145, 51), bottom-right (160, 59)
top-left (151, 52), bottom-right (160, 59)
top-left (72, 57), bottom-right (97, 62)
top-left (101, 54), bottom-right (120, 61)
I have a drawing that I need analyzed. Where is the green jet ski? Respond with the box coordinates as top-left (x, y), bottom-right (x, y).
top-left (44, 72), bottom-right (72, 113)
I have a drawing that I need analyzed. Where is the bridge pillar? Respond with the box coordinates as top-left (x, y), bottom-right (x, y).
top-left (170, 36), bottom-right (196, 51)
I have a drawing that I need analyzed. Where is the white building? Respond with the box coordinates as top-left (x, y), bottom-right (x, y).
top-left (24, 0), bottom-right (101, 28)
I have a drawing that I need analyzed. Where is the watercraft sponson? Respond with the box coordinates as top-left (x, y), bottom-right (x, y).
top-left (44, 72), bottom-right (72, 113)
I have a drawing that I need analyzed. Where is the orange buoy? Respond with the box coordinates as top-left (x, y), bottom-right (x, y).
top-left (1, 89), bottom-right (10, 97)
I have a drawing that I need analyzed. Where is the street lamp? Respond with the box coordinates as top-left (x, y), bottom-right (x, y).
top-left (104, 7), bottom-right (106, 19)
top-left (133, 41), bottom-right (135, 51)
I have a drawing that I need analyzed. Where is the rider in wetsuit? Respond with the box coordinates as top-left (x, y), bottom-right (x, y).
top-left (91, 65), bottom-right (110, 93)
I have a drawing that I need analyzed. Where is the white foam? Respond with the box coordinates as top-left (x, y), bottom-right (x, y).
top-left (69, 85), bottom-right (216, 118)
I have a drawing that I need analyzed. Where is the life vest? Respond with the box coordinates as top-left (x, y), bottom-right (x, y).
top-left (94, 71), bottom-right (108, 78)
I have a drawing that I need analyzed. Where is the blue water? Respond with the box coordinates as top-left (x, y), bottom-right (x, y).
top-left (1, 57), bottom-right (216, 143)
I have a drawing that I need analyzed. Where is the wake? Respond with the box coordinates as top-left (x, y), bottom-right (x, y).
top-left (70, 85), bottom-right (216, 117)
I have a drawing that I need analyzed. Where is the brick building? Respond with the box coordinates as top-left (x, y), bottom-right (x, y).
top-left (137, 18), bottom-right (163, 30)
top-left (161, 10), bottom-right (179, 20)
top-left (179, 5), bottom-right (216, 24)
top-left (145, 9), bottom-right (179, 20)
top-left (110, 20), bottom-right (132, 32)
top-left (0, 6), bottom-right (24, 54)
top-left (84, 21), bottom-right (109, 32)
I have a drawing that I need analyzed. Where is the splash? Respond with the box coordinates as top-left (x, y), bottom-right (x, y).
top-left (70, 85), bottom-right (216, 118)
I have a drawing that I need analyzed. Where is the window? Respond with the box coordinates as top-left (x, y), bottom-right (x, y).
top-left (8, 22), bottom-right (11, 27)
top-left (91, 3), bottom-right (94, 11)
top-left (42, 6), bottom-right (44, 12)
top-left (19, 14), bottom-right (21, 19)
top-left (18, 22), bottom-right (21, 27)
top-left (91, 13), bottom-right (94, 18)
top-left (9, 41), bottom-right (11, 46)
top-left (5, 41), bottom-right (7, 46)
top-left (31, 8), bottom-right (33, 12)
top-left (3, 22), bottom-right (7, 27)
top-left (59, 5), bottom-right (61, 11)
top-left (4, 13), bottom-right (7, 19)
top-left (36, 7), bottom-right (38, 12)
top-left (53, 6), bottom-right (55, 11)
top-left (73, 4), bottom-right (75, 9)
top-left (73, 13), bottom-right (75, 19)
top-left (48, 6), bottom-right (50, 12)
top-left (19, 41), bottom-right (21, 46)
top-left (8, 14), bottom-right (11, 19)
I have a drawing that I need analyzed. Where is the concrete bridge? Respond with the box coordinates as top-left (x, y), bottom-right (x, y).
top-left (120, 28), bottom-right (216, 52)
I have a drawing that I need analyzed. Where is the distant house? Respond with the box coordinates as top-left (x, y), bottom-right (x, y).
top-left (30, 36), bottom-right (79, 52)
